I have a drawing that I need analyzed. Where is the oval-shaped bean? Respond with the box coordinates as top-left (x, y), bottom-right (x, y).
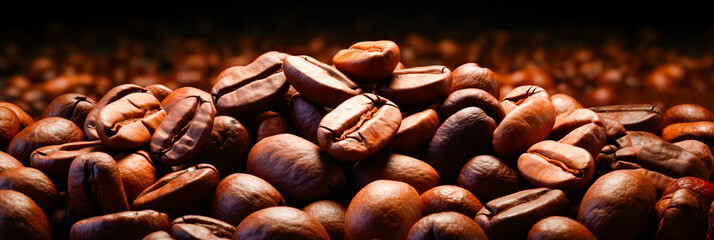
top-left (234, 206), bottom-right (329, 240)
top-left (375, 65), bottom-right (452, 110)
top-left (345, 180), bottom-right (422, 240)
top-left (212, 173), bottom-right (285, 226)
top-left (284, 55), bottom-right (362, 108)
top-left (333, 40), bottom-right (401, 83)
top-left (211, 55), bottom-right (288, 116)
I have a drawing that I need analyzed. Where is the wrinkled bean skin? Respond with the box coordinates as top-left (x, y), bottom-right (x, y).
top-left (8, 117), bottom-right (84, 166)
top-left (674, 140), bottom-right (714, 180)
top-left (407, 212), bottom-right (488, 240)
top-left (317, 93), bottom-right (401, 163)
top-left (41, 93), bottom-right (96, 128)
top-left (449, 62), bottom-right (499, 98)
top-left (29, 140), bottom-right (107, 190)
top-left (578, 170), bottom-right (657, 240)
top-left (661, 121), bottom-right (714, 146)
top-left (96, 91), bottom-right (166, 150)
top-left (590, 104), bottom-right (663, 133)
top-left (69, 210), bottom-right (170, 240)
top-left (375, 65), bottom-right (452, 110)
top-left (333, 40), bottom-right (401, 83)
top-left (350, 152), bottom-right (440, 195)
top-left (83, 84), bottom-right (147, 141)
top-left (0, 189), bottom-right (53, 240)
top-left (302, 200), bottom-right (348, 240)
top-left (170, 215), bottom-right (235, 240)
top-left (420, 185), bottom-right (482, 218)
top-left (527, 216), bottom-right (597, 240)
top-left (67, 152), bottom-right (130, 222)
top-left (345, 180), bottom-right (422, 240)
top-left (662, 103), bottom-right (714, 126)
top-left (0, 106), bottom-right (21, 150)
top-left (212, 173), bottom-right (285, 226)
top-left (458, 155), bottom-right (528, 203)
top-left (518, 140), bottom-right (595, 192)
top-left (234, 206), bottom-right (330, 240)
top-left (655, 188), bottom-right (708, 240)
top-left (284, 55), bottom-right (362, 108)
top-left (385, 108), bottom-right (440, 157)
top-left (0, 167), bottom-right (58, 215)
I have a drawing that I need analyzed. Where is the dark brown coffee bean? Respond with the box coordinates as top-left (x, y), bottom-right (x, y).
top-left (302, 200), bottom-right (347, 240)
top-left (284, 55), bottom-right (362, 108)
top-left (407, 212), bottom-right (488, 240)
top-left (145, 84), bottom-right (174, 103)
top-left (333, 40), bottom-right (401, 83)
top-left (29, 140), bottom-right (107, 190)
top-left (345, 180), bottom-right (422, 240)
top-left (527, 216), bottom-right (596, 240)
top-left (0, 102), bottom-right (34, 129)
top-left (115, 150), bottom-right (156, 203)
top-left (420, 185), bottom-right (482, 218)
top-left (350, 152), bottom-right (440, 194)
top-left (8, 117), bottom-right (84, 166)
top-left (425, 106), bottom-right (497, 183)
top-left (615, 134), bottom-right (709, 179)
top-left (674, 140), bottom-right (714, 180)
top-left (192, 115), bottom-right (251, 178)
top-left (518, 140), bottom-right (595, 192)
top-left (0, 106), bottom-right (21, 150)
top-left (474, 188), bottom-right (568, 240)
top-left (660, 177), bottom-right (714, 206)
top-left (83, 84), bottom-right (147, 141)
top-left (96, 90), bottom-right (166, 150)
top-left (602, 117), bottom-right (627, 142)
top-left (655, 188), bottom-right (708, 240)
top-left (627, 168), bottom-right (675, 196)
top-left (385, 108), bottom-right (440, 157)
top-left (133, 163), bottom-right (219, 219)
top-left (0, 167), bottom-right (58, 215)
top-left (0, 189), bottom-right (53, 240)
top-left (493, 85), bottom-right (556, 161)
top-left (662, 121), bottom-right (714, 146)
top-left (170, 215), bottom-right (235, 240)
top-left (578, 170), bottom-right (657, 240)
top-left (234, 206), bottom-right (330, 240)
top-left (41, 93), bottom-right (96, 128)
top-left (375, 65), bottom-right (452, 110)
top-left (317, 93), bottom-right (401, 163)
top-left (67, 152), bottom-right (130, 222)
top-left (663, 103), bottom-right (714, 126)
top-left (212, 173), bottom-right (284, 226)
top-left (69, 210), bottom-right (170, 240)
top-left (290, 95), bottom-right (327, 144)
top-left (0, 151), bottom-right (22, 173)
top-left (438, 88), bottom-right (506, 123)
top-left (252, 111), bottom-right (293, 142)
top-left (458, 155), bottom-right (528, 203)
top-left (450, 62), bottom-right (499, 98)
top-left (247, 134), bottom-right (344, 203)
top-left (589, 104), bottom-right (663, 133)
top-left (211, 55), bottom-right (289, 116)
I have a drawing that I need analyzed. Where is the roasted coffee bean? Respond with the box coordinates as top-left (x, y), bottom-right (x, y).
top-left (69, 210), bottom-right (170, 240)
top-left (425, 106), bottom-right (497, 182)
top-left (41, 93), bottom-right (96, 128)
top-left (133, 163), bottom-right (219, 219)
top-left (551, 93), bottom-right (584, 116)
top-left (627, 168), bottom-right (675, 196)
top-left (247, 134), bottom-right (344, 203)
top-left (385, 108), bottom-right (440, 157)
top-left (170, 215), bottom-right (235, 240)
top-left (192, 115), bottom-right (251, 178)
top-left (317, 93), bottom-right (401, 163)
top-left (449, 62), bottom-right (499, 98)
top-left (143, 231), bottom-right (174, 240)
top-left (253, 50), bottom-right (289, 63)
top-left (290, 95), bottom-right (327, 144)
top-left (8, 117), bottom-right (84, 166)
top-left (375, 65), bottom-right (452, 110)
top-left (614, 133), bottom-right (710, 179)
top-left (29, 140), bottom-right (107, 190)
top-left (420, 185), bottom-right (482, 218)
top-left (493, 85), bottom-right (556, 161)
top-left (660, 176), bottom-right (714, 204)
top-left (0, 102), bottom-right (34, 129)
top-left (0, 151), bottom-right (22, 173)
top-left (458, 155), bottom-right (528, 203)
top-left (589, 104), bottom-right (663, 133)
top-left (234, 206), bottom-right (330, 240)
top-left (284, 55), bottom-right (362, 108)
top-left (345, 180), bottom-right (422, 240)
top-left (96, 90), bottom-right (166, 150)
top-left (252, 111), bottom-right (292, 142)
top-left (115, 150), bottom-right (157, 203)
top-left (655, 188), bottom-right (708, 240)
top-left (602, 117), bottom-right (627, 142)
top-left (302, 200), bottom-right (347, 240)
top-left (407, 212), bottom-right (488, 240)
top-left (674, 140), bottom-right (714, 180)
top-left (438, 88), bottom-right (505, 123)
top-left (0, 106), bottom-right (21, 150)
top-left (527, 216), bottom-right (597, 240)
top-left (83, 84), bottom-right (147, 141)
top-left (578, 170), bottom-right (657, 240)
top-left (518, 140), bottom-right (595, 192)
top-left (0, 189), bottom-right (53, 240)
top-left (474, 188), bottom-right (568, 240)
top-left (662, 121), bottom-right (714, 146)
top-left (333, 40), bottom-right (401, 83)
top-left (663, 103), bottom-right (714, 126)
top-left (350, 152), bottom-right (440, 194)
top-left (145, 84), bottom-right (173, 102)
top-left (211, 55), bottom-right (288, 116)
top-left (548, 109), bottom-right (604, 141)
top-left (67, 152), bottom-right (130, 222)
top-left (150, 87), bottom-right (215, 166)
top-left (212, 173), bottom-right (285, 226)
top-left (0, 167), bottom-right (58, 215)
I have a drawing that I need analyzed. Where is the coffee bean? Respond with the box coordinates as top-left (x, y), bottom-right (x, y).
top-left (333, 40), bottom-right (401, 83)
top-left (211, 55), bottom-right (288, 116)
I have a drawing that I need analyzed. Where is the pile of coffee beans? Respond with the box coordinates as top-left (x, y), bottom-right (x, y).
top-left (2, 39), bottom-right (714, 240)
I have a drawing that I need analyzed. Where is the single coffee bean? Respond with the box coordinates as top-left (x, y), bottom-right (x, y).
top-left (115, 150), bottom-right (157, 203)
top-left (518, 140), bottom-right (595, 192)
top-left (614, 134), bottom-right (710, 179)
top-left (345, 180), bottom-right (422, 240)
top-left (662, 121), bottom-right (714, 146)
top-left (252, 110), bottom-right (293, 142)
top-left (283, 55), bottom-right (362, 108)
top-left (0, 102), bottom-right (34, 129)
top-left (493, 85), bottom-right (556, 162)
top-left (550, 93), bottom-right (584, 116)
top-left (0, 167), bottom-right (58, 215)
top-left (438, 88), bottom-right (506, 123)
top-left (145, 84), bottom-right (174, 102)
top-left (67, 152), bottom-right (130, 222)
top-left (420, 185), bottom-right (482, 218)
top-left (142, 231), bottom-right (174, 240)
top-left (474, 188), bottom-right (568, 240)
top-left (333, 40), bottom-right (401, 83)
top-left (317, 93), bottom-right (401, 163)
top-left (96, 90), bottom-right (166, 150)
top-left (660, 177), bottom-right (714, 205)
top-left (211, 55), bottom-right (288, 116)
top-left (674, 140), bottom-right (714, 180)
top-left (290, 95), bottom-right (327, 144)
top-left (170, 215), bottom-right (235, 240)
top-left (577, 170), bottom-right (657, 240)
top-left (385, 108), bottom-right (440, 157)
top-left (212, 173), bottom-right (285, 226)
top-left (41, 93), bottom-right (96, 128)
top-left (302, 200), bottom-right (347, 240)
top-left (247, 134), bottom-right (344, 203)
top-left (589, 104), bottom-right (663, 133)
top-left (548, 109), bottom-right (604, 141)
top-left (254, 50), bottom-right (289, 62)
top-left (133, 163), bottom-right (219, 219)
top-left (527, 216), bottom-right (597, 240)
top-left (602, 117), bottom-right (627, 142)
top-left (83, 84), bottom-right (147, 141)
top-left (350, 152), bottom-right (440, 195)
top-left (375, 65), bottom-right (452, 110)
top-left (8, 117), bottom-right (84, 166)
top-left (663, 103), bottom-right (714, 126)
top-left (192, 115), bottom-right (251, 178)
top-left (449, 62), bottom-right (499, 98)
top-left (655, 188), bottom-right (708, 240)
top-left (0, 151), bottom-right (22, 173)
top-left (0, 106), bottom-right (21, 150)
top-left (234, 206), bottom-right (330, 240)
top-left (0, 189), bottom-right (53, 240)
top-left (407, 212), bottom-right (488, 240)
top-left (458, 155), bottom-right (528, 203)
top-left (69, 210), bottom-right (170, 240)
top-left (29, 140), bottom-right (108, 190)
